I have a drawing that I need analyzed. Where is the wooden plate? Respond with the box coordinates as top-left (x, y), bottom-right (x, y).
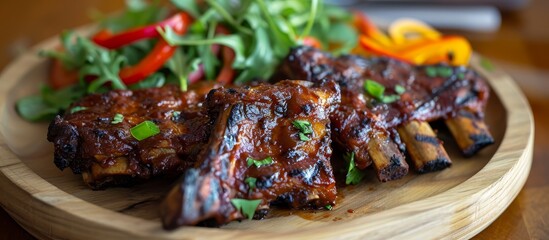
top-left (0, 30), bottom-right (534, 239)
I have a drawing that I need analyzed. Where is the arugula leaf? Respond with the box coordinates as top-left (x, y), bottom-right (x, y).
top-left (206, 0), bottom-right (253, 35)
top-left (345, 152), bottom-right (365, 185)
top-left (16, 85), bottom-right (87, 122)
top-left (230, 198), bottom-right (261, 220)
top-left (158, 27), bottom-right (246, 68)
top-left (97, 0), bottom-right (167, 32)
top-left (129, 73), bottom-right (165, 90)
top-left (16, 95), bottom-right (61, 122)
top-left (165, 48), bottom-right (187, 91)
top-left (170, 0), bottom-right (200, 18)
top-left (246, 156), bottom-right (274, 168)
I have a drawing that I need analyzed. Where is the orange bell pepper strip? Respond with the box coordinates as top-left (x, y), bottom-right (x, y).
top-left (358, 36), bottom-right (412, 63)
top-left (400, 36), bottom-right (472, 66)
top-left (353, 11), bottom-right (393, 47)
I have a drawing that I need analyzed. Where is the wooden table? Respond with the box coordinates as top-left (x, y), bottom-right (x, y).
top-left (0, 0), bottom-right (547, 239)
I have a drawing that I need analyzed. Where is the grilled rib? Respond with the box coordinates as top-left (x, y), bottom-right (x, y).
top-left (47, 83), bottom-right (218, 189)
top-left (161, 80), bottom-right (340, 228)
top-left (274, 46), bottom-right (493, 179)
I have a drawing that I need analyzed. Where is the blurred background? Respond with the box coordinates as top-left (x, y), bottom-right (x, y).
top-left (0, 0), bottom-right (547, 239)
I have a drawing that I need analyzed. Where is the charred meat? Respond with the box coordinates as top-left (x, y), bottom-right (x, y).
top-left (47, 83), bottom-right (218, 189)
top-left (274, 46), bottom-right (493, 179)
top-left (161, 80), bottom-right (340, 228)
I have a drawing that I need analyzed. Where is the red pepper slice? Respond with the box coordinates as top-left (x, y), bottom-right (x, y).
top-left (118, 12), bottom-right (192, 85)
top-left (92, 12), bottom-right (192, 49)
top-left (214, 26), bottom-right (236, 84)
top-left (49, 59), bottom-right (79, 89)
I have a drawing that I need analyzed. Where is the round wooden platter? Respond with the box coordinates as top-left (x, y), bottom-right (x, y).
top-left (0, 30), bottom-right (534, 240)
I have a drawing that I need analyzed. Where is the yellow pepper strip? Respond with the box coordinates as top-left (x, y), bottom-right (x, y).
top-left (400, 36), bottom-right (472, 66)
top-left (355, 15), bottom-right (472, 66)
top-left (388, 18), bottom-right (441, 46)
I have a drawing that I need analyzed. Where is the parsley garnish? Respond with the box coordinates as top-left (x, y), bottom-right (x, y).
top-left (245, 177), bottom-right (257, 191)
top-left (70, 106), bottom-right (87, 114)
top-left (111, 113), bottom-right (124, 124)
top-left (293, 120), bottom-right (313, 141)
top-left (231, 198), bottom-right (261, 220)
top-left (246, 156), bottom-right (274, 168)
top-left (345, 152), bottom-right (365, 185)
top-left (364, 79), bottom-right (401, 104)
top-left (325, 205), bottom-right (333, 210)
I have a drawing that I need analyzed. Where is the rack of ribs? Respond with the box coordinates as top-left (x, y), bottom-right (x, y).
top-left (161, 80), bottom-right (341, 228)
top-left (47, 82), bottom-right (218, 189)
top-left (46, 46), bottom-right (495, 228)
top-left (273, 46), bottom-right (494, 181)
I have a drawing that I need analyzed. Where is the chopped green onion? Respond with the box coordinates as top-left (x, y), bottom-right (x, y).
top-left (130, 120), bottom-right (160, 141)
top-left (293, 120), bottom-right (313, 134)
top-left (325, 205), bottom-right (333, 210)
top-left (345, 152), bottom-right (365, 185)
top-left (245, 177), bottom-right (257, 190)
top-left (364, 79), bottom-right (385, 100)
top-left (299, 132), bottom-right (311, 141)
top-left (395, 85), bottom-right (406, 95)
top-left (364, 79), bottom-right (400, 104)
top-left (437, 66), bottom-right (453, 78)
top-left (246, 156), bottom-right (274, 168)
top-left (111, 113), bottom-right (124, 124)
top-left (230, 198), bottom-right (261, 220)
top-left (293, 120), bottom-right (313, 141)
top-left (425, 66), bottom-right (437, 77)
top-left (381, 95), bottom-right (400, 104)
top-left (70, 106), bottom-right (87, 114)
